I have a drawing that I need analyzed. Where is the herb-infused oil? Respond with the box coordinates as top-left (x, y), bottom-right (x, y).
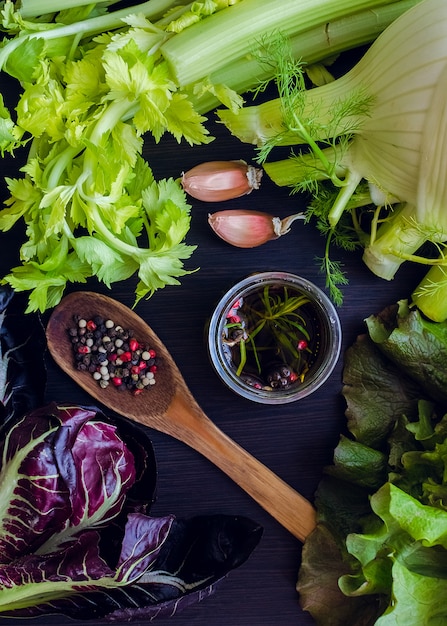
top-left (222, 284), bottom-right (320, 390)
top-left (208, 273), bottom-right (342, 404)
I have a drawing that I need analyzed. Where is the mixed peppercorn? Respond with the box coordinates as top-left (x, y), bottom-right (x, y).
top-left (68, 315), bottom-right (158, 395)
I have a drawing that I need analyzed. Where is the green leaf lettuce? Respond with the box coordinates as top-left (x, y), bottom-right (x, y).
top-left (297, 301), bottom-right (447, 626)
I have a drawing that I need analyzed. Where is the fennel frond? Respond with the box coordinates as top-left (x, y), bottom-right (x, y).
top-left (317, 231), bottom-right (349, 307)
top-left (254, 34), bottom-right (374, 192)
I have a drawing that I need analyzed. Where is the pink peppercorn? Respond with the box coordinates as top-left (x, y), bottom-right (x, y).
top-left (129, 338), bottom-right (139, 352)
top-left (227, 315), bottom-right (241, 324)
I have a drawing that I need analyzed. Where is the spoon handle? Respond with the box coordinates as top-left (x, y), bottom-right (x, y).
top-left (166, 392), bottom-right (316, 542)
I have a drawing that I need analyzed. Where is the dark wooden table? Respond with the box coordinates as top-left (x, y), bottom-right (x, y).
top-left (0, 72), bottom-right (425, 626)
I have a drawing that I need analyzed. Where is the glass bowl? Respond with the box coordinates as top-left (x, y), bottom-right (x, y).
top-left (207, 272), bottom-right (342, 404)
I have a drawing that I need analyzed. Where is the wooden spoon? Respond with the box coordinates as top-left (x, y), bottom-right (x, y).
top-left (46, 291), bottom-right (316, 541)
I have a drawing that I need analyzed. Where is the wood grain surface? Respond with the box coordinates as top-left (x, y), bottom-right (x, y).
top-left (0, 56), bottom-right (426, 626)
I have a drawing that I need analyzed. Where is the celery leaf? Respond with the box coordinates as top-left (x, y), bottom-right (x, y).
top-left (73, 236), bottom-right (138, 287)
top-left (135, 244), bottom-right (197, 304)
top-left (0, 3), bottom-right (218, 312)
top-left (3, 253), bottom-right (89, 313)
top-left (3, 37), bottom-right (44, 83)
top-left (163, 92), bottom-right (212, 145)
top-left (0, 178), bottom-right (41, 231)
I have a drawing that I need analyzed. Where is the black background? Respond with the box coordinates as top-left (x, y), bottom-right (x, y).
top-left (0, 44), bottom-right (426, 626)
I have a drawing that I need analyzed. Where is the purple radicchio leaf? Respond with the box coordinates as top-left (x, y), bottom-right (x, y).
top-left (0, 531), bottom-right (115, 594)
top-left (0, 286), bottom-right (46, 425)
top-left (0, 515), bottom-right (175, 617)
top-left (33, 403), bottom-right (139, 555)
top-left (0, 409), bottom-right (68, 563)
top-left (116, 513), bottom-right (176, 584)
top-left (9, 514), bottom-right (263, 621)
top-left (104, 514), bottom-right (263, 622)
top-left (0, 403), bottom-right (151, 565)
top-left (97, 413), bottom-right (157, 520)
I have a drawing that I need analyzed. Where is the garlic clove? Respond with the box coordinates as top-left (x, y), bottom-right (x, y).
top-left (208, 209), bottom-right (305, 248)
top-left (181, 160), bottom-right (263, 202)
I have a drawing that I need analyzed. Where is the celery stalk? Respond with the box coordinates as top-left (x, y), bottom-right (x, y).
top-left (18, 0), bottom-right (119, 17)
top-left (0, 0), bottom-right (190, 60)
top-left (191, 0), bottom-right (422, 114)
top-left (160, 0), bottom-right (417, 88)
top-left (0, 1), bottom-right (206, 79)
top-left (16, 0), bottom-right (181, 20)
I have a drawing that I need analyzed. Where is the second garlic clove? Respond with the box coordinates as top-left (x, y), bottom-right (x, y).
top-left (208, 209), bottom-right (305, 248)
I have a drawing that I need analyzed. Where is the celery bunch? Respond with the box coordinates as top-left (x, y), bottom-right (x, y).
top-left (0, 0), bottom-right (420, 312)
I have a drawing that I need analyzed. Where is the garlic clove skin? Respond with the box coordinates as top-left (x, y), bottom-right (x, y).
top-left (208, 209), bottom-right (305, 248)
top-left (181, 160), bottom-right (263, 202)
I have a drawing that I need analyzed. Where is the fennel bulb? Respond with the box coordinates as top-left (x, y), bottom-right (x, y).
top-left (218, 0), bottom-right (447, 317)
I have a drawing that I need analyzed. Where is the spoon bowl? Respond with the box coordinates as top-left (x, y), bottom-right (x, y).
top-left (46, 291), bottom-right (316, 541)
